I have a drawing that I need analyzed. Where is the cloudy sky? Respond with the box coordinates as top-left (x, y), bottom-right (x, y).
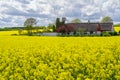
top-left (0, 0), bottom-right (120, 27)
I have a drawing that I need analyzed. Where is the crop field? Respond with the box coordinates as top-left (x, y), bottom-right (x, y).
top-left (114, 27), bottom-right (120, 32)
top-left (0, 35), bottom-right (120, 79)
top-left (0, 29), bottom-right (53, 36)
top-left (0, 31), bottom-right (18, 36)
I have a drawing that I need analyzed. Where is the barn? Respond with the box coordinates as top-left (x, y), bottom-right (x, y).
top-left (66, 22), bottom-right (114, 35)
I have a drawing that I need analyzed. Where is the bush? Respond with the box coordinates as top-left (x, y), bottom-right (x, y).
top-left (100, 32), bottom-right (111, 36)
top-left (73, 33), bottom-right (80, 37)
top-left (108, 31), bottom-right (118, 36)
top-left (108, 31), bottom-right (114, 36)
top-left (113, 31), bottom-right (117, 36)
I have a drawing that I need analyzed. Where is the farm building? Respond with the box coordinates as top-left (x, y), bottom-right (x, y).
top-left (66, 22), bottom-right (114, 34)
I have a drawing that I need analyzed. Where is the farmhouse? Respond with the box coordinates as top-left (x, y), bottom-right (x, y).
top-left (66, 22), bottom-right (114, 34)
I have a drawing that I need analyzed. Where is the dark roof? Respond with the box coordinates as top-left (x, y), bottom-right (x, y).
top-left (100, 23), bottom-right (113, 31)
top-left (66, 22), bottom-right (113, 31)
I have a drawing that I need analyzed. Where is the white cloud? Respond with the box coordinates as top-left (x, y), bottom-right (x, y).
top-left (0, 0), bottom-right (120, 27)
top-left (81, 5), bottom-right (100, 16)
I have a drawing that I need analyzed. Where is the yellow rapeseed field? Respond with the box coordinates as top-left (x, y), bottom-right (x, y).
top-left (114, 27), bottom-right (120, 32)
top-left (0, 31), bottom-right (18, 36)
top-left (0, 29), bottom-right (52, 36)
top-left (0, 35), bottom-right (120, 79)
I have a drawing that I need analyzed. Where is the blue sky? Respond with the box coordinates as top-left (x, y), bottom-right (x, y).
top-left (0, 0), bottom-right (120, 27)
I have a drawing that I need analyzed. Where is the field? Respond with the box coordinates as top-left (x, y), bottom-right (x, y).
top-left (114, 27), bottom-right (120, 32)
top-left (0, 31), bottom-right (18, 36)
top-left (0, 27), bottom-right (119, 36)
top-left (0, 29), bottom-right (53, 36)
top-left (0, 35), bottom-right (120, 80)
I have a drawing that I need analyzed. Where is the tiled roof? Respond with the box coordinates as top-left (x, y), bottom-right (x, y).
top-left (66, 23), bottom-right (113, 31)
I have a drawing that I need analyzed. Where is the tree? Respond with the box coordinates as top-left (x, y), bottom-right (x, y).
top-left (35, 26), bottom-right (40, 33)
top-left (48, 23), bottom-right (56, 32)
top-left (52, 25), bottom-right (56, 32)
top-left (61, 17), bottom-right (66, 25)
top-left (56, 26), bottom-right (67, 34)
top-left (55, 17), bottom-right (66, 30)
top-left (48, 23), bottom-right (54, 29)
top-left (55, 18), bottom-right (60, 28)
top-left (24, 18), bottom-right (37, 35)
top-left (56, 24), bottom-right (74, 35)
top-left (101, 16), bottom-right (113, 23)
top-left (71, 18), bottom-right (81, 23)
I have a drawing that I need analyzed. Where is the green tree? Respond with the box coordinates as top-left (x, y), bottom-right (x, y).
top-left (48, 23), bottom-right (56, 32)
top-left (55, 18), bottom-right (60, 28)
top-left (48, 23), bottom-right (54, 29)
top-left (61, 17), bottom-right (66, 25)
top-left (24, 18), bottom-right (37, 35)
top-left (71, 18), bottom-right (81, 23)
top-left (101, 16), bottom-right (113, 23)
top-left (52, 25), bottom-right (56, 32)
top-left (35, 26), bottom-right (40, 33)
top-left (25, 25), bottom-right (33, 35)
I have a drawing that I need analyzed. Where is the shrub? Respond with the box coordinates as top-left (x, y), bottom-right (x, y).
top-left (108, 31), bottom-right (114, 36)
top-left (101, 31), bottom-right (118, 36)
top-left (113, 31), bottom-right (117, 36)
top-left (109, 31), bottom-right (118, 36)
top-left (100, 32), bottom-right (111, 36)
top-left (73, 33), bottom-right (80, 37)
